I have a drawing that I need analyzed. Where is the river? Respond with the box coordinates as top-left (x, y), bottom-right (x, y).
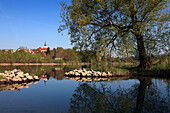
top-left (0, 66), bottom-right (169, 113)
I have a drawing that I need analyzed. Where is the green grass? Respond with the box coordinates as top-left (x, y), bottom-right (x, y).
top-left (86, 68), bottom-right (106, 72)
top-left (86, 68), bottom-right (133, 72)
top-left (113, 68), bottom-right (132, 72)
top-left (0, 75), bottom-right (4, 78)
top-left (152, 64), bottom-right (169, 69)
top-left (0, 87), bottom-right (4, 91)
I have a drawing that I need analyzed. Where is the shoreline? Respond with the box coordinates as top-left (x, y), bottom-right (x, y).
top-left (0, 63), bottom-right (90, 66)
top-left (123, 70), bottom-right (169, 78)
top-left (0, 63), bottom-right (169, 78)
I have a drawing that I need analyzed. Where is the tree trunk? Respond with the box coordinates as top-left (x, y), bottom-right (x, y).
top-left (136, 33), bottom-right (152, 69)
top-left (134, 78), bottom-right (152, 113)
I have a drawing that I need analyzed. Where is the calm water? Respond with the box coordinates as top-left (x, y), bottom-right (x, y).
top-left (0, 66), bottom-right (169, 113)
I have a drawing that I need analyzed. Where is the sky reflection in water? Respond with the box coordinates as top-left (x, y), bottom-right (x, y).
top-left (0, 66), bottom-right (169, 113)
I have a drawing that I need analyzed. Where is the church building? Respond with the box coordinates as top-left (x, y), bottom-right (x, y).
top-left (36, 42), bottom-right (48, 52)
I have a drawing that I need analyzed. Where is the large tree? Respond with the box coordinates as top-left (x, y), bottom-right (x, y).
top-left (59, 0), bottom-right (169, 69)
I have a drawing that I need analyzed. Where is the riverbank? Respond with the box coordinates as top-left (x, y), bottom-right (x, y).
top-left (66, 68), bottom-right (169, 78)
top-left (124, 69), bottom-right (169, 78)
top-left (0, 63), bottom-right (90, 66)
top-left (0, 63), bottom-right (169, 78)
top-left (0, 69), bottom-right (39, 84)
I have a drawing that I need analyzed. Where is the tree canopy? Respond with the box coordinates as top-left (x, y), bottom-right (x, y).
top-left (59, 0), bottom-right (169, 69)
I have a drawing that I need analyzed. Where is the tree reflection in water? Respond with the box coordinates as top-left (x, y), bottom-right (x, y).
top-left (69, 78), bottom-right (170, 113)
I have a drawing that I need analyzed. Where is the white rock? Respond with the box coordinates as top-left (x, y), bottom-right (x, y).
top-left (87, 73), bottom-right (91, 76)
top-left (11, 78), bottom-right (18, 82)
top-left (22, 78), bottom-right (27, 81)
top-left (12, 69), bottom-right (18, 72)
top-left (34, 76), bottom-right (39, 80)
top-left (81, 72), bottom-right (86, 76)
top-left (4, 71), bottom-right (8, 74)
top-left (102, 72), bottom-right (107, 77)
top-left (69, 71), bottom-right (74, 75)
top-left (16, 71), bottom-right (24, 75)
top-left (0, 78), bottom-right (6, 82)
top-left (65, 72), bottom-right (69, 76)
top-left (9, 74), bottom-right (15, 78)
top-left (5, 77), bottom-right (11, 81)
top-left (74, 72), bottom-right (80, 76)
top-left (82, 68), bottom-right (86, 72)
top-left (4, 73), bottom-right (8, 77)
top-left (16, 77), bottom-right (22, 81)
top-left (24, 73), bottom-right (29, 76)
top-left (17, 74), bottom-right (24, 78)
top-left (26, 75), bottom-right (33, 80)
top-left (0, 73), bottom-right (4, 76)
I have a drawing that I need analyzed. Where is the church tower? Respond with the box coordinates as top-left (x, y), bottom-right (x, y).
top-left (44, 41), bottom-right (47, 48)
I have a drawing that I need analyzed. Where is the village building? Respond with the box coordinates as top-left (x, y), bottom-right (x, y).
top-left (35, 42), bottom-right (48, 52)
top-left (22, 42), bottom-right (48, 57)
top-left (27, 49), bottom-right (35, 54)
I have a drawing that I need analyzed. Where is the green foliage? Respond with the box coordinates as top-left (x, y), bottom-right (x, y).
top-left (77, 50), bottom-right (104, 63)
top-left (152, 64), bottom-right (169, 69)
top-left (63, 49), bottom-right (79, 62)
top-left (0, 49), bottom-right (79, 63)
top-left (0, 50), bottom-right (42, 63)
top-left (59, 0), bottom-right (169, 69)
top-left (152, 54), bottom-right (170, 69)
top-left (86, 67), bottom-right (132, 73)
top-left (113, 57), bottom-right (121, 63)
top-left (54, 59), bottom-right (65, 63)
top-left (54, 47), bottom-right (79, 62)
top-left (78, 50), bottom-right (95, 62)
top-left (0, 75), bottom-right (4, 78)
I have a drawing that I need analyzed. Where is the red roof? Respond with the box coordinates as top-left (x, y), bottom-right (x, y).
top-left (27, 49), bottom-right (34, 53)
top-left (36, 48), bottom-right (47, 51)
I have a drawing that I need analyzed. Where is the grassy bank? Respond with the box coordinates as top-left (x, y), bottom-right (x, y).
top-left (0, 75), bottom-right (4, 79)
top-left (86, 63), bottom-right (170, 77)
top-left (0, 62), bottom-right (90, 66)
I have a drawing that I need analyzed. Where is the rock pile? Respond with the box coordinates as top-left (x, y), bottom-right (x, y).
top-left (65, 68), bottom-right (114, 77)
top-left (0, 69), bottom-right (39, 84)
top-left (65, 76), bottom-right (130, 82)
top-left (0, 81), bottom-right (39, 91)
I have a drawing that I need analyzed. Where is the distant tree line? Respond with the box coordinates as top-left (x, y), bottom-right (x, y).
top-left (0, 50), bottom-right (42, 63)
top-left (0, 48), bottom-right (168, 66)
top-left (0, 48), bottom-right (118, 63)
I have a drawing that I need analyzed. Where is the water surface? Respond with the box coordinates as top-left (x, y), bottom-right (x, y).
top-left (0, 66), bottom-right (169, 113)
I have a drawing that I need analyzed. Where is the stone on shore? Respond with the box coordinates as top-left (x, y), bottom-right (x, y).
top-left (22, 78), bottom-right (27, 81)
top-left (5, 77), bottom-right (11, 81)
top-left (65, 68), bottom-right (114, 78)
top-left (26, 75), bottom-right (33, 80)
top-left (0, 69), bottom-right (40, 84)
top-left (33, 76), bottom-right (39, 80)
top-left (0, 73), bottom-right (4, 76)
top-left (0, 78), bottom-right (6, 82)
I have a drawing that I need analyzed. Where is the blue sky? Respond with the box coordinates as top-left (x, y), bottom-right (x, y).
top-left (0, 0), bottom-right (71, 49)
